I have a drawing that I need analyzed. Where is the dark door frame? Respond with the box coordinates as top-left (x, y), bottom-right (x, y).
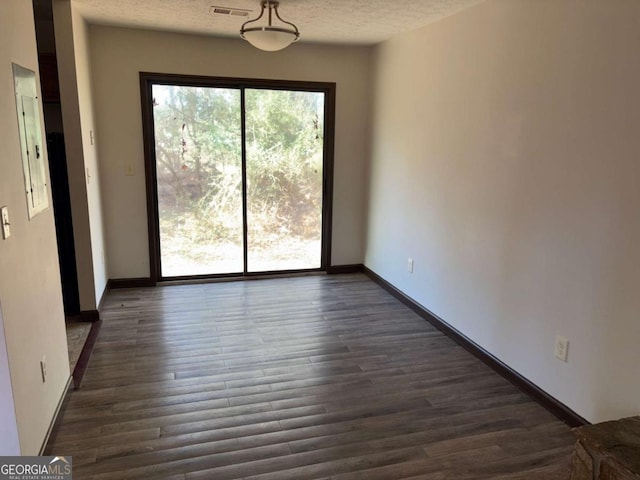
top-left (139, 72), bottom-right (336, 282)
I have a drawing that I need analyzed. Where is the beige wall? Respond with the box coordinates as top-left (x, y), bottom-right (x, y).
top-left (0, 0), bottom-right (70, 454)
top-left (366, 0), bottom-right (640, 423)
top-left (0, 302), bottom-right (19, 454)
top-left (71, 5), bottom-right (108, 305)
top-left (53, 0), bottom-right (108, 309)
top-left (89, 26), bottom-right (373, 278)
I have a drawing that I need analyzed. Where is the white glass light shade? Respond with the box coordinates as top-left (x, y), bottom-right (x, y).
top-left (242, 27), bottom-right (298, 52)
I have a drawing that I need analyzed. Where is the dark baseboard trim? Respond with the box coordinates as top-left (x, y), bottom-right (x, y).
top-left (111, 269), bottom-right (363, 286)
top-left (40, 375), bottom-right (73, 455)
top-left (109, 277), bottom-right (156, 289)
top-left (327, 264), bottom-right (365, 274)
top-left (362, 265), bottom-right (590, 428)
top-left (72, 319), bottom-right (102, 390)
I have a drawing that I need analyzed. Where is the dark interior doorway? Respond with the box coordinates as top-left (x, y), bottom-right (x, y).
top-left (33, 0), bottom-right (81, 315)
top-left (46, 133), bottom-right (80, 314)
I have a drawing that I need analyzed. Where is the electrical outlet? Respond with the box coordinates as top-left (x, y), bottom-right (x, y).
top-left (40, 356), bottom-right (47, 383)
top-left (407, 258), bottom-right (414, 273)
top-left (1, 206), bottom-right (10, 239)
top-left (554, 336), bottom-right (569, 362)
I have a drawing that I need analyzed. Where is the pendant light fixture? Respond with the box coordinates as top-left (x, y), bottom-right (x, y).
top-left (240, 1), bottom-right (300, 52)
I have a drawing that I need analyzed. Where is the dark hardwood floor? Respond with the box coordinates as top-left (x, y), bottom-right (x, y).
top-left (47, 273), bottom-right (575, 479)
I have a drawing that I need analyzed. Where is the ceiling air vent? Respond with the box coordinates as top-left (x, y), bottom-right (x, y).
top-left (210, 5), bottom-right (252, 17)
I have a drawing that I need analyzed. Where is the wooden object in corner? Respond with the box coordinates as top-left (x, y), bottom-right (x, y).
top-left (571, 416), bottom-right (640, 480)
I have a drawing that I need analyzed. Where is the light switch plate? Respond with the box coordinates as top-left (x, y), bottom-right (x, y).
top-left (1, 206), bottom-right (10, 239)
top-left (554, 335), bottom-right (569, 362)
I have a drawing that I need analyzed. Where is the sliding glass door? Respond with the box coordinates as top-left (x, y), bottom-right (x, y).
top-left (245, 88), bottom-right (324, 272)
top-left (142, 75), bottom-right (334, 280)
top-left (152, 85), bottom-right (244, 277)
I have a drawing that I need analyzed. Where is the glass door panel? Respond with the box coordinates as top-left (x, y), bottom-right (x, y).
top-left (244, 89), bottom-right (325, 272)
top-left (152, 85), bottom-right (243, 277)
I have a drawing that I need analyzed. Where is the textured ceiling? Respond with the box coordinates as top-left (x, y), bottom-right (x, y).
top-left (72, 0), bottom-right (485, 45)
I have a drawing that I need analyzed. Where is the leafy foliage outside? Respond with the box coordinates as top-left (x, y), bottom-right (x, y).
top-left (153, 85), bottom-right (324, 275)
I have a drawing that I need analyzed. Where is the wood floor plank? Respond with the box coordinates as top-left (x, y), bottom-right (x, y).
top-left (48, 274), bottom-right (574, 480)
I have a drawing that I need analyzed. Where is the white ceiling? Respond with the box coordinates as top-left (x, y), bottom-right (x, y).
top-left (71, 0), bottom-right (485, 45)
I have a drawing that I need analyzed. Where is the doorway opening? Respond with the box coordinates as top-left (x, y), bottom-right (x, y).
top-left (140, 74), bottom-right (335, 281)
